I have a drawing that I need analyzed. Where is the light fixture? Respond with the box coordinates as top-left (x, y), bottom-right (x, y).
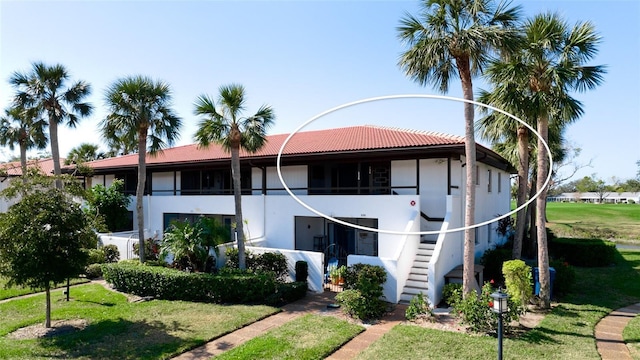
top-left (491, 288), bottom-right (508, 360)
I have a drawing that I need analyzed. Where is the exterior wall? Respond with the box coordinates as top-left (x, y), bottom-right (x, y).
top-left (152, 172), bottom-right (175, 196)
top-left (266, 165), bottom-right (307, 195)
top-left (391, 160), bottom-right (416, 195)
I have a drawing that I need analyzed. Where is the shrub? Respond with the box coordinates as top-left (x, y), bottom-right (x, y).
top-left (452, 282), bottom-right (523, 334)
top-left (442, 283), bottom-right (463, 307)
top-left (133, 238), bottom-right (160, 261)
top-left (336, 264), bottom-right (387, 320)
top-left (87, 248), bottom-right (106, 264)
top-left (549, 259), bottom-right (576, 297)
top-left (481, 246), bottom-right (512, 286)
top-left (102, 262), bottom-right (277, 304)
top-left (253, 252), bottom-right (288, 282)
top-left (264, 281), bottom-right (307, 306)
top-left (225, 247), bottom-right (255, 269)
top-left (405, 292), bottom-right (432, 321)
top-left (502, 260), bottom-right (532, 307)
top-left (549, 237), bottom-right (616, 267)
top-left (85, 263), bottom-right (103, 279)
top-left (295, 261), bottom-right (308, 283)
top-left (102, 244), bottom-right (120, 263)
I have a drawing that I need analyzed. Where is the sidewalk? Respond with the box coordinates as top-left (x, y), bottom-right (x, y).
top-left (595, 303), bottom-right (640, 360)
top-left (173, 291), bottom-right (406, 360)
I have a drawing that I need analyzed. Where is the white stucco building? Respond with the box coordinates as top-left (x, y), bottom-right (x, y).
top-left (81, 126), bottom-right (514, 305)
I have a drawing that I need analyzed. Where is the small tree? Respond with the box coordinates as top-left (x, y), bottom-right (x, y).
top-left (0, 188), bottom-right (95, 327)
top-left (85, 179), bottom-right (132, 232)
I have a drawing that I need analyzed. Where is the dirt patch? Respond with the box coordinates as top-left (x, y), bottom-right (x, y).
top-left (7, 319), bottom-right (88, 340)
top-left (407, 307), bottom-right (546, 334)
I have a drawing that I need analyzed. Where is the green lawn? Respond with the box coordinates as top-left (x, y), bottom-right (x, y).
top-left (0, 278), bottom-right (89, 301)
top-left (356, 250), bottom-right (640, 360)
top-left (545, 202), bottom-right (640, 241)
top-left (216, 314), bottom-right (364, 360)
top-left (0, 284), bottom-right (278, 359)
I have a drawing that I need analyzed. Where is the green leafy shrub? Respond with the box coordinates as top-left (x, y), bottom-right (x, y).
top-left (336, 264), bottom-right (387, 320)
top-left (225, 247), bottom-right (256, 269)
top-left (102, 244), bottom-right (120, 263)
top-left (481, 246), bottom-right (512, 286)
top-left (253, 252), bottom-right (288, 282)
top-left (133, 238), bottom-right (160, 261)
top-left (85, 263), bottom-right (103, 279)
top-left (549, 238), bottom-right (616, 267)
top-left (87, 248), bottom-right (106, 264)
top-left (102, 262), bottom-right (277, 304)
top-left (405, 292), bottom-right (432, 321)
top-left (502, 260), bottom-right (532, 307)
top-left (295, 260), bottom-right (308, 283)
top-left (452, 282), bottom-right (523, 334)
top-left (549, 259), bottom-right (576, 297)
top-left (264, 281), bottom-right (307, 306)
top-left (161, 217), bottom-right (229, 272)
top-left (442, 283), bottom-right (463, 307)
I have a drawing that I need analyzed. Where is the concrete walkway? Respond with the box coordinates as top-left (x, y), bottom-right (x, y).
top-left (173, 291), bottom-right (406, 360)
top-left (595, 303), bottom-right (640, 360)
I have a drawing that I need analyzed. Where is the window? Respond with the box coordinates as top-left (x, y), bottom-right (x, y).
top-left (181, 168), bottom-right (251, 195)
top-left (498, 172), bottom-right (502, 193)
top-left (308, 161), bottom-right (390, 195)
top-left (475, 165), bottom-right (480, 185)
top-left (115, 172), bottom-right (147, 195)
top-left (487, 169), bottom-right (492, 193)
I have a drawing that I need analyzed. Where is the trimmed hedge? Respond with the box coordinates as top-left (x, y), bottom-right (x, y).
top-left (549, 238), bottom-right (616, 267)
top-left (102, 262), bottom-right (279, 304)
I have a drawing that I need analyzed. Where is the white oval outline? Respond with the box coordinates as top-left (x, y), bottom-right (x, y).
top-left (276, 94), bottom-right (553, 235)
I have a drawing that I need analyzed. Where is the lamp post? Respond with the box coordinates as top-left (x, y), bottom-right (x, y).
top-left (491, 288), bottom-right (508, 360)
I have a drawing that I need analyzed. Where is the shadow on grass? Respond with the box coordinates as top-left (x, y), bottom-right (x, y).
top-left (38, 318), bottom-right (192, 359)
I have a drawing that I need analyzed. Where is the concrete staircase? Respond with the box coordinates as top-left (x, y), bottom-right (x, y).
top-left (399, 241), bottom-right (435, 304)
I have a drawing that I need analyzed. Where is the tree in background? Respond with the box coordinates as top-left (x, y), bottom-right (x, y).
top-left (102, 76), bottom-right (182, 262)
top-left (0, 188), bottom-right (95, 327)
top-left (0, 105), bottom-right (48, 181)
top-left (397, 0), bottom-right (521, 296)
top-left (194, 84), bottom-right (275, 270)
top-left (65, 143), bottom-right (105, 165)
top-left (9, 62), bottom-right (93, 189)
top-left (85, 179), bottom-right (132, 232)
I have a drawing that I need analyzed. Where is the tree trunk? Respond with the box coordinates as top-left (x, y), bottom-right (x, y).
top-left (457, 57), bottom-right (477, 298)
top-left (19, 143), bottom-right (27, 184)
top-left (536, 115), bottom-right (551, 309)
top-left (136, 132), bottom-right (147, 263)
top-left (230, 141), bottom-right (246, 270)
top-left (45, 285), bottom-right (51, 328)
top-left (525, 181), bottom-right (537, 258)
top-left (513, 126), bottom-right (529, 259)
top-left (49, 120), bottom-right (62, 189)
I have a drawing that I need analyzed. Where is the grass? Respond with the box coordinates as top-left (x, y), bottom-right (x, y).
top-left (0, 277), bottom-right (90, 300)
top-left (545, 202), bottom-right (640, 241)
top-left (0, 283), bottom-right (278, 359)
top-left (624, 316), bottom-right (640, 359)
top-left (356, 249), bottom-right (640, 360)
top-left (216, 314), bottom-right (364, 360)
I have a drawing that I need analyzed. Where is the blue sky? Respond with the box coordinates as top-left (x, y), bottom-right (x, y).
top-left (1, 0), bottom-right (638, 182)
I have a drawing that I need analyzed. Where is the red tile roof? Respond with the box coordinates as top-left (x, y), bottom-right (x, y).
top-left (0, 158), bottom-right (65, 177)
top-left (81, 125), bottom-right (466, 170)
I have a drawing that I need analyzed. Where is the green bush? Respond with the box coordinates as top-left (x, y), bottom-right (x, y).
top-left (102, 262), bottom-right (277, 304)
top-left (480, 246), bottom-right (512, 286)
top-left (405, 292), bottom-right (432, 321)
top-left (225, 248), bottom-right (256, 269)
top-left (102, 244), bottom-right (120, 263)
top-left (336, 264), bottom-right (387, 320)
top-left (85, 263), bottom-right (103, 279)
top-left (549, 238), bottom-right (616, 267)
top-left (87, 248), bottom-right (106, 264)
top-left (133, 238), bottom-right (160, 261)
top-left (442, 283), bottom-right (463, 307)
top-left (264, 281), bottom-right (307, 306)
top-left (549, 259), bottom-right (576, 297)
top-left (452, 282), bottom-right (523, 334)
top-left (295, 261), bottom-right (308, 283)
top-left (253, 252), bottom-right (288, 282)
top-left (502, 260), bottom-right (532, 307)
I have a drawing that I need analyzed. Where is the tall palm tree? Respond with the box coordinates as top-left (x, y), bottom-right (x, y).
top-left (101, 76), bottom-right (182, 262)
top-left (482, 13), bottom-right (604, 308)
top-left (9, 62), bottom-right (93, 188)
top-left (397, 0), bottom-right (521, 296)
top-left (194, 84), bottom-right (275, 270)
top-left (0, 105), bottom-right (48, 181)
top-left (65, 143), bottom-right (104, 165)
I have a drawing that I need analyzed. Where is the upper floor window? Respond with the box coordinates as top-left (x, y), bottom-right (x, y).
top-left (487, 169), bottom-right (492, 193)
top-left (181, 168), bottom-right (251, 195)
top-left (498, 172), bottom-right (502, 193)
top-left (308, 161), bottom-right (390, 195)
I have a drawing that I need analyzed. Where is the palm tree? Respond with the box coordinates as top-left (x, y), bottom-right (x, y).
top-left (0, 105), bottom-right (48, 181)
top-left (397, 0), bottom-right (521, 296)
top-left (482, 13), bottom-right (604, 308)
top-left (194, 84), bottom-right (275, 270)
top-left (9, 62), bottom-right (93, 188)
top-left (64, 143), bottom-right (104, 165)
top-left (101, 76), bottom-right (182, 262)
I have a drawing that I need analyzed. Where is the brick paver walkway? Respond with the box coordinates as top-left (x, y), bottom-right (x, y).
top-left (595, 303), bottom-right (640, 360)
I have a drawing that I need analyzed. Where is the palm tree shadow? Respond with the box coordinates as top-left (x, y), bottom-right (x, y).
top-left (39, 318), bottom-right (191, 359)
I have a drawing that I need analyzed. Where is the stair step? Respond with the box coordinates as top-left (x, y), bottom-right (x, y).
top-left (411, 267), bottom-right (429, 275)
top-left (408, 273), bottom-right (428, 282)
top-left (402, 286), bottom-right (428, 296)
top-left (415, 254), bottom-right (431, 262)
top-left (419, 243), bottom-right (436, 250)
top-left (417, 248), bottom-right (434, 256)
top-left (405, 279), bottom-right (428, 288)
